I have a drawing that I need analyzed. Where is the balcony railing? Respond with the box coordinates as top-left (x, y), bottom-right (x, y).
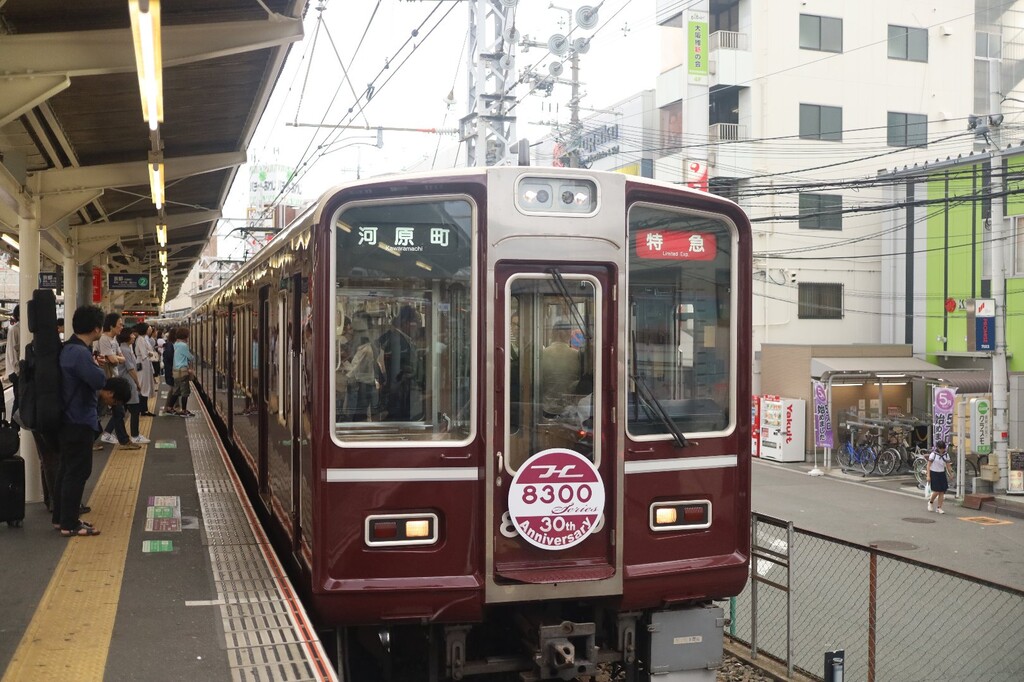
top-left (708, 123), bottom-right (745, 143)
top-left (710, 30), bottom-right (748, 51)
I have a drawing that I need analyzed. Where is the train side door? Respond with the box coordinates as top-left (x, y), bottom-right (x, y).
top-left (488, 263), bottom-right (620, 602)
top-left (258, 285), bottom-right (270, 498)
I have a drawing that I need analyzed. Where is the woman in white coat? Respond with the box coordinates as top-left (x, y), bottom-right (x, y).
top-left (133, 323), bottom-right (156, 416)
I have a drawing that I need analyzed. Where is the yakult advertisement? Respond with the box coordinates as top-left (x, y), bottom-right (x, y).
top-left (759, 396), bottom-right (806, 462)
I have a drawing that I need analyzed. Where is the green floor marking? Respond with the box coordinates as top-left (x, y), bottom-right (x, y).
top-left (142, 540), bottom-right (174, 553)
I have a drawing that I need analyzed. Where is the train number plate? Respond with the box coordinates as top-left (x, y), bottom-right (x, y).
top-left (507, 448), bottom-right (605, 551)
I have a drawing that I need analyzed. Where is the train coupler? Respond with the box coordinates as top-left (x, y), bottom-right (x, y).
top-left (535, 621), bottom-right (597, 681)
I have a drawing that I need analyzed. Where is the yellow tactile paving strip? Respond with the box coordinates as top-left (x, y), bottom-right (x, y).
top-left (2, 415), bottom-right (153, 682)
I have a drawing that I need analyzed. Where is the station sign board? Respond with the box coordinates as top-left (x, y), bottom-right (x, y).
top-left (38, 272), bottom-right (59, 289)
top-left (108, 273), bottom-right (150, 290)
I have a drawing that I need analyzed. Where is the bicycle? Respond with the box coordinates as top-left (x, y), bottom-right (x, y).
top-left (837, 427), bottom-right (879, 474)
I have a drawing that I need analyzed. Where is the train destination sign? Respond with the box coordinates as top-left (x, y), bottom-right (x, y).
top-left (108, 273), bottom-right (150, 290)
top-left (635, 230), bottom-right (716, 261)
top-left (507, 449), bottom-right (605, 551)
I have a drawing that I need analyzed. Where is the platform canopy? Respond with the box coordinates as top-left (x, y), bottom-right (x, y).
top-left (0, 0), bottom-right (306, 305)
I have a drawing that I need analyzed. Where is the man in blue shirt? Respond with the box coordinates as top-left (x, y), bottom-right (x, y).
top-left (51, 305), bottom-right (131, 536)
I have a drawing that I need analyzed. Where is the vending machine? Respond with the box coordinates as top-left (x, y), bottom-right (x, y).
top-left (751, 395), bottom-right (761, 457)
top-left (759, 396), bottom-right (806, 462)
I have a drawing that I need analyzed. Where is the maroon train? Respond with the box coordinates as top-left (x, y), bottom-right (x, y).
top-left (189, 167), bottom-right (752, 681)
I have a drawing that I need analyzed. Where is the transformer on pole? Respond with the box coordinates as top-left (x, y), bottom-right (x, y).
top-left (460, 0), bottom-right (518, 167)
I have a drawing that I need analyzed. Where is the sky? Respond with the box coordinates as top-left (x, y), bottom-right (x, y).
top-left (215, 0), bottom-right (661, 260)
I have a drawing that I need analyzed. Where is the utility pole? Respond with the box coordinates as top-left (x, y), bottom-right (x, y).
top-left (520, 4), bottom-right (599, 167)
top-left (987, 58), bottom-right (1011, 491)
top-left (460, 0), bottom-right (518, 167)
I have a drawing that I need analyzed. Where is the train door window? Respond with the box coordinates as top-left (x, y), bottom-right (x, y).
top-left (281, 292), bottom-right (291, 427)
top-left (627, 204), bottom-right (736, 437)
top-left (332, 196), bottom-right (475, 445)
top-left (505, 275), bottom-right (598, 471)
top-left (267, 291), bottom-right (279, 415)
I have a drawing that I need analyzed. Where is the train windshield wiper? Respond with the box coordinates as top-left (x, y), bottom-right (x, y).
top-left (547, 268), bottom-right (591, 341)
top-left (630, 371), bottom-right (689, 449)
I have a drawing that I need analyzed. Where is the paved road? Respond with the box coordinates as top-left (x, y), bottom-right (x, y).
top-left (751, 458), bottom-right (1024, 590)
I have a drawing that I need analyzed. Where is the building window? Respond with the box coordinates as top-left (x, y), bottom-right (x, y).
top-left (798, 283), bottom-right (844, 319)
top-left (799, 14), bottom-right (842, 53)
top-left (887, 112), bottom-right (928, 147)
top-left (800, 104), bottom-right (843, 141)
top-left (799, 194), bottom-right (843, 230)
top-left (976, 32), bottom-right (1001, 59)
top-left (888, 25), bottom-right (928, 62)
top-left (659, 100), bottom-right (682, 154)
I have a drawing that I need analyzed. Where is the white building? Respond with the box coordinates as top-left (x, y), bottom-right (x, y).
top-left (654, 0), bottom-right (1024, 391)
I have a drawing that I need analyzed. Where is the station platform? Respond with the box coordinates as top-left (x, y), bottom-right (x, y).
top-left (0, 395), bottom-right (336, 682)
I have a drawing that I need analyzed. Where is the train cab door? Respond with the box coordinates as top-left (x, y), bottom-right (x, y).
top-left (488, 263), bottom-right (621, 602)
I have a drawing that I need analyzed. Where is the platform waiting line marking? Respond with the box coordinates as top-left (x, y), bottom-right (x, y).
top-left (2, 416), bottom-right (154, 682)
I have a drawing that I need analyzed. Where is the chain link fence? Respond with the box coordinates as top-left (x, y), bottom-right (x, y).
top-left (724, 512), bottom-right (1024, 681)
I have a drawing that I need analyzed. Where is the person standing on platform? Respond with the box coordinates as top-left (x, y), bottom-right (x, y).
top-left (161, 328), bottom-right (179, 414)
top-left (927, 440), bottom-right (954, 514)
top-left (98, 313), bottom-right (139, 450)
top-left (51, 305), bottom-right (132, 537)
top-left (5, 305), bottom-right (20, 418)
top-left (133, 323), bottom-right (155, 416)
top-left (165, 327), bottom-right (195, 417)
top-left (147, 325), bottom-right (160, 382)
top-left (118, 327), bottom-right (149, 444)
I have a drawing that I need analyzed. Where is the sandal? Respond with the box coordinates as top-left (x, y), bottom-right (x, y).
top-left (60, 523), bottom-right (100, 537)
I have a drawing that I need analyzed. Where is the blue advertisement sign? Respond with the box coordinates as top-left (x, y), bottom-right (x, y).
top-left (975, 317), bottom-right (995, 352)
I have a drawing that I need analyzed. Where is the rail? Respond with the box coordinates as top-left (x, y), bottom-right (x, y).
top-left (708, 123), bottom-right (745, 143)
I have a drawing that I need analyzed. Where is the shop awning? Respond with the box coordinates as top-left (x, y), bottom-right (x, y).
top-left (811, 356), bottom-right (945, 377)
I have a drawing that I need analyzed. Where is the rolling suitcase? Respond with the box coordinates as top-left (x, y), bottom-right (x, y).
top-left (0, 454), bottom-right (25, 527)
top-left (0, 380), bottom-right (24, 527)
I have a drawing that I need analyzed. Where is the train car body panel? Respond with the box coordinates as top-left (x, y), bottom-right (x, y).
top-left (191, 167), bottom-right (752, 680)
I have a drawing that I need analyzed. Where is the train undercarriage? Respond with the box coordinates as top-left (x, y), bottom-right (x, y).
top-left (332, 602), bottom-right (725, 682)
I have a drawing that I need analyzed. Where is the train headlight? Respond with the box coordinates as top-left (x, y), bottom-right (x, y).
top-left (365, 513), bottom-right (439, 547)
top-left (516, 177), bottom-right (597, 215)
top-left (649, 500), bottom-right (711, 532)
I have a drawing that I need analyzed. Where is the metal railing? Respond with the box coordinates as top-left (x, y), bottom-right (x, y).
top-left (726, 512), bottom-right (1024, 681)
top-left (710, 30), bottom-right (749, 51)
top-left (709, 123), bottom-right (745, 143)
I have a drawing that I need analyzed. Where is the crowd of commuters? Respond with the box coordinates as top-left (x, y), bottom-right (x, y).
top-left (3, 304), bottom-right (195, 537)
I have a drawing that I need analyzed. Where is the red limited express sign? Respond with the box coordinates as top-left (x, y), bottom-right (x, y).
top-left (635, 230), bottom-right (716, 261)
top-left (508, 449), bottom-right (605, 551)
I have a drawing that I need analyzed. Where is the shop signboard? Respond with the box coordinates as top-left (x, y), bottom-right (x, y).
top-left (931, 386), bottom-right (957, 445)
top-left (969, 398), bottom-right (992, 456)
top-left (1009, 451), bottom-right (1024, 495)
top-left (812, 381), bottom-right (833, 448)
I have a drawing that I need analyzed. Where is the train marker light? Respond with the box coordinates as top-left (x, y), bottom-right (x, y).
top-left (649, 500), bottom-right (712, 532)
top-left (516, 177), bottom-right (597, 215)
top-left (655, 507), bottom-right (677, 525)
top-left (365, 513), bottom-right (439, 547)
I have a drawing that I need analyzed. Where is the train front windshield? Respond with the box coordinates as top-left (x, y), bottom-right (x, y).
top-left (332, 197), bottom-right (474, 443)
top-left (627, 204), bottom-right (735, 436)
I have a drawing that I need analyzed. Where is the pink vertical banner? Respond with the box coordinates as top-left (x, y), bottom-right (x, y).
top-left (812, 381), bottom-right (833, 448)
top-left (932, 386), bottom-right (957, 445)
